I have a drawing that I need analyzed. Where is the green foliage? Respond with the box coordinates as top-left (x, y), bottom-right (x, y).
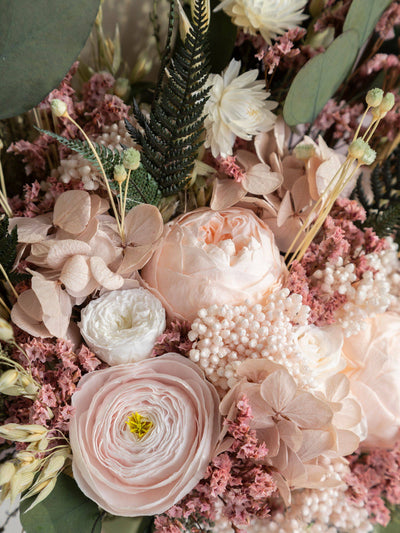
top-left (126, 0), bottom-right (210, 197)
top-left (37, 129), bottom-right (161, 206)
top-left (353, 147), bottom-right (400, 246)
top-left (344, 0), bottom-right (393, 47)
top-left (0, 0), bottom-right (101, 119)
top-left (102, 516), bottom-right (154, 533)
top-left (283, 30), bottom-right (359, 126)
top-left (20, 473), bottom-right (102, 533)
top-left (0, 216), bottom-right (27, 285)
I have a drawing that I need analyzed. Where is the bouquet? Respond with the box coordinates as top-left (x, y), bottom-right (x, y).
top-left (0, 1), bottom-right (400, 532)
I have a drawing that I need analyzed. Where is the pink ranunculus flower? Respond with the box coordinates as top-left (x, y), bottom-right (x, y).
top-left (69, 353), bottom-right (220, 516)
top-left (342, 312), bottom-right (400, 448)
top-left (141, 207), bottom-right (286, 321)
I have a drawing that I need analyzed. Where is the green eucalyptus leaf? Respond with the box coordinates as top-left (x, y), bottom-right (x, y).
top-left (343, 0), bottom-right (393, 46)
top-left (0, 0), bottom-right (101, 120)
top-left (283, 30), bottom-right (359, 126)
top-left (209, 0), bottom-right (237, 73)
top-left (374, 521), bottom-right (400, 533)
top-left (102, 516), bottom-right (154, 533)
top-left (20, 473), bottom-right (102, 533)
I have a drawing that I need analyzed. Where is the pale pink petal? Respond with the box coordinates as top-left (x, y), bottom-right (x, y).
top-left (257, 424), bottom-right (280, 457)
top-left (27, 242), bottom-right (53, 267)
top-left (53, 190), bottom-right (91, 234)
top-left (60, 255), bottom-right (91, 293)
top-left (17, 289), bottom-right (43, 320)
top-left (283, 447), bottom-right (307, 484)
top-left (277, 419), bottom-right (303, 452)
top-left (11, 302), bottom-right (50, 338)
top-left (90, 194), bottom-right (109, 218)
top-left (240, 382), bottom-right (274, 426)
top-left (243, 165), bottom-right (283, 195)
top-left (89, 256), bottom-right (124, 290)
top-left (260, 369), bottom-right (297, 412)
top-left (285, 392), bottom-right (332, 428)
top-left (269, 153), bottom-right (283, 174)
top-left (117, 244), bottom-right (154, 275)
top-left (210, 179), bottom-right (246, 210)
top-left (238, 358), bottom-right (283, 383)
top-left (306, 156), bottom-right (321, 201)
top-left (90, 231), bottom-right (121, 266)
top-left (335, 429), bottom-right (360, 456)
top-left (254, 132), bottom-right (275, 164)
top-left (125, 204), bottom-right (163, 245)
top-left (297, 429), bottom-right (335, 462)
top-left (46, 240), bottom-right (92, 269)
top-left (325, 373), bottom-right (350, 402)
top-left (77, 218), bottom-right (99, 243)
top-left (270, 472), bottom-right (291, 506)
top-left (291, 175), bottom-right (312, 213)
top-left (31, 276), bottom-right (72, 338)
top-left (9, 214), bottom-right (52, 243)
top-left (276, 191), bottom-right (294, 227)
top-left (235, 150), bottom-right (259, 170)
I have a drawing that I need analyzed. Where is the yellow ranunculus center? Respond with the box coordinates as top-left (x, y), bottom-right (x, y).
top-left (126, 412), bottom-right (153, 439)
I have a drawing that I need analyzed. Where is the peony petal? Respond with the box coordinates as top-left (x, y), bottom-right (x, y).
top-left (53, 190), bottom-right (91, 234)
top-left (285, 392), bottom-right (332, 428)
top-left (89, 256), bottom-right (124, 291)
top-left (125, 204), bottom-right (163, 245)
top-left (260, 369), bottom-right (297, 412)
top-left (210, 179), bottom-right (246, 210)
top-left (60, 255), bottom-right (91, 293)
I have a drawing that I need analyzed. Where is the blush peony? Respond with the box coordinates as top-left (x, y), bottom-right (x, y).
top-left (79, 288), bottom-right (166, 365)
top-left (141, 207), bottom-right (286, 321)
top-left (342, 312), bottom-right (400, 448)
top-left (69, 353), bottom-right (220, 516)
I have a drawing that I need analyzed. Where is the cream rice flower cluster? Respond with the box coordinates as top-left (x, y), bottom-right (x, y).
top-left (216, 0), bottom-right (308, 44)
top-left (204, 59), bottom-right (277, 158)
top-left (79, 288), bottom-right (166, 366)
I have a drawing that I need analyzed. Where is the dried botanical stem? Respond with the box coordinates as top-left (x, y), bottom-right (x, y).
top-left (0, 264), bottom-right (18, 299)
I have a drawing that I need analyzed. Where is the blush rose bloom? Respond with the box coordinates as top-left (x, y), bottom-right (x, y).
top-left (141, 207), bottom-right (286, 321)
top-left (79, 288), bottom-right (166, 365)
top-left (342, 312), bottom-right (400, 448)
top-left (69, 353), bottom-right (220, 516)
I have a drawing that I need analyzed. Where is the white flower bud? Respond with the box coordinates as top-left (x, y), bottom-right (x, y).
top-left (50, 99), bottom-right (68, 118)
top-left (365, 88), bottom-right (383, 107)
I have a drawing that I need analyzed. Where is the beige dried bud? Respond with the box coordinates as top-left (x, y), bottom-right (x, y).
top-left (0, 318), bottom-right (14, 342)
top-left (122, 148), bottom-right (141, 171)
top-left (0, 369), bottom-right (19, 390)
top-left (50, 99), bottom-right (68, 118)
top-left (9, 470), bottom-right (35, 502)
top-left (365, 88), bottom-right (383, 108)
top-left (114, 164), bottom-right (127, 184)
top-left (381, 92), bottom-right (395, 112)
top-left (0, 423), bottom-right (47, 443)
top-left (0, 462), bottom-right (15, 486)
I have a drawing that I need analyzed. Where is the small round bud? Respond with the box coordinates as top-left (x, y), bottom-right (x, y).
top-left (294, 144), bottom-right (316, 161)
top-left (361, 146), bottom-right (376, 166)
top-left (366, 88), bottom-right (383, 107)
top-left (50, 99), bottom-right (68, 118)
top-left (371, 106), bottom-right (387, 120)
top-left (381, 92), bottom-right (395, 112)
top-left (348, 138), bottom-right (369, 160)
top-left (114, 78), bottom-right (130, 100)
top-left (122, 148), bottom-right (141, 170)
top-left (114, 164), bottom-right (127, 184)
top-left (0, 318), bottom-right (14, 342)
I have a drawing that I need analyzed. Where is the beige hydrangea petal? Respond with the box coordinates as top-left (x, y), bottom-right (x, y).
top-left (17, 290), bottom-right (43, 321)
top-left (243, 165), bottom-right (283, 196)
top-left (297, 429), bottom-right (335, 463)
top-left (9, 214), bottom-right (53, 244)
top-left (117, 244), bottom-right (154, 275)
top-left (53, 190), bottom-right (91, 234)
top-left (90, 194), bottom-right (109, 218)
top-left (125, 204), bottom-right (163, 246)
top-left (76, 218), bottom-right (99, 244)
top-left (257, 424), bottom-right (280, 457)
top-left (60, 255), bottom-right (91, 293)
top-left (285, 392), bottom-right (332, 429)
top-left (277, 419), bottom-right (303, 452)
top-left (11, 302), bottom-right (49, 338)
top-left (210, 179), bottom-right (246, 210)
top-left (260, 369), bottom-right (297, 412)
top-left (335, 429), bottom-right (360, 456)
top-left (325, 373), bottom-right (350, 403)
top-left (89, 256), bottom-right (124, 290)
top-left (276, 190), bottom-right (294, 228)
top-left (333, 398), bottom-right (362, 429)
top-left (240, 382), bottom-right (274, 426)
top-left (284, 447), bottom-right (307, 485)
top-left (46, 240), bottom-right (92, 269)
top-left (31, 275), bottom-right (72, 338)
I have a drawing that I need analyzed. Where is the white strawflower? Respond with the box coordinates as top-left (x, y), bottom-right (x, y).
top-left (204, 59), bottom-right (277, 157)
top-left (79, 288), bottom-right (166, 366)
top-left (217, 0), bottom-right (308, 44)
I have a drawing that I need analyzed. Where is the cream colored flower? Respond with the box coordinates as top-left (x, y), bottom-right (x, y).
top-left (204, 59), bottom-right (277, 157)
top-left (216, 0), bottom-right (308, 44)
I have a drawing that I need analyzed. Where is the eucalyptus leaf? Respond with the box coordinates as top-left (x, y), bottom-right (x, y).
top-left (343, 0), bottom-right (393, 46)
top-left (283, 30), bottom-right (359, 126)
top-left (209, 0), bottom-right (237, 73)
top-left (374, 521), bottom-right (400, 533)
top-left (20, 473), bottom-right (102, 533)
top-left (0, 0), bottom-right (101, 120)
top-left (102, 516), bottom-right (154, 533)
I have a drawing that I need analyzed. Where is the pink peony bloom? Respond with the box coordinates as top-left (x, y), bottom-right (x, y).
top-left (141, 207), bottom-right (286, 321)
top-left (69, 353), bottom-right (221, 516)
top-left (342, 313), bottom-right (400, 448)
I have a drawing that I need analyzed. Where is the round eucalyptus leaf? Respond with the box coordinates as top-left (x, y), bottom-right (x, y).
top-left (343, 0), bottom-right (393, 46)
top-left (0, 0), bottom-right (100, 120)
top-left (283, 30), bottom-right (359, 126)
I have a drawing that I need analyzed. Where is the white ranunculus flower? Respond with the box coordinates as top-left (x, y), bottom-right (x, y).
top-left (204, 59), bottom-right (277, 158)
top-left (216, 0), bottom-right (308, 44)
top-left (294, 324), bottom-right (345, 382)
top-left (79, 288), bottom-right (166, 365)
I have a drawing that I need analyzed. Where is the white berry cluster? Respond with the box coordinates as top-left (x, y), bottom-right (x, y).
top-left (188, 289), bottom-right (311, 392)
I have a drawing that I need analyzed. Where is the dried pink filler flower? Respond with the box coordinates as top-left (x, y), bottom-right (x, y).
top-left (155, 396), bottom-right (277, 532)
top-left (287, 198), bottom-right (387, 326)
top-left (3, 331), bottom-right (103, 436)
top-left (376, 2), bottom-right (400, 40)
top-left (152, 321), bottom-right (193, 357)
top-left (346, 443), bottom-right (400, 527)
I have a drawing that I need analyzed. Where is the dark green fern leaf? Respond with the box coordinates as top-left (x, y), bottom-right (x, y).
top-left (110, 165), bottom-right (162, 208)
top-left (0, 216), bottom-right (29, 285)
top-left (126, 0), bottom-right (211, 197)
top-left (35, 128), bottom-right (124, 180)
top-left (354, 146), bottom-right (400, 245)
